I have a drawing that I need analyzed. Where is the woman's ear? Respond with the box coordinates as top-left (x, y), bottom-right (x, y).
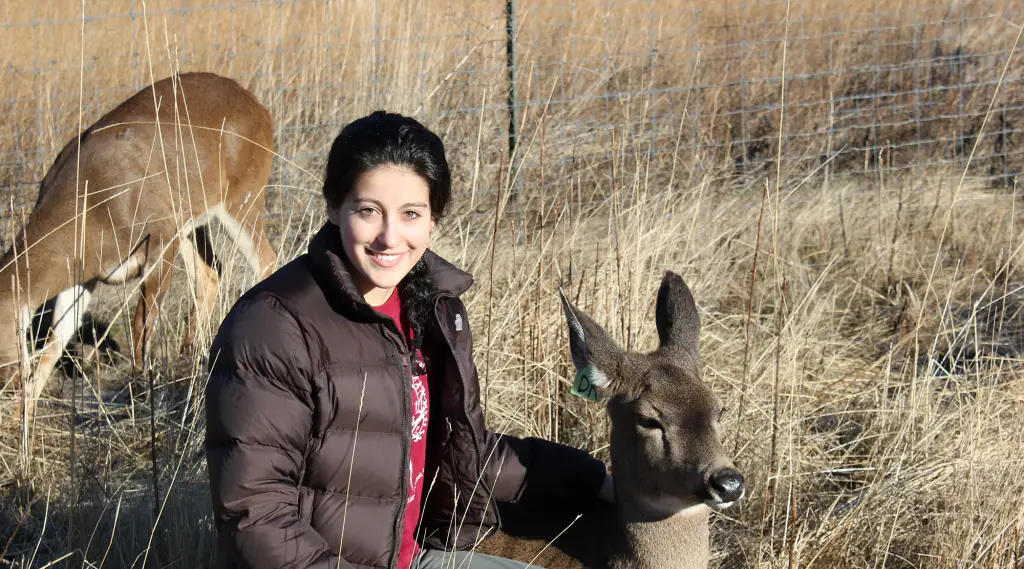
top-left (327, 206), bottom-right (341, 226)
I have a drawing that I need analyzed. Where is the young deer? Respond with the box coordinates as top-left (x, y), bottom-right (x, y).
top-left (477, 271), bottom-right (745, 569)
top-left (0, 72), bottom-right (277, 425)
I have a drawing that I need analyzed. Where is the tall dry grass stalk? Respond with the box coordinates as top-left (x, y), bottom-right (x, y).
top-left (1, 0), bottom-right (1023, 567)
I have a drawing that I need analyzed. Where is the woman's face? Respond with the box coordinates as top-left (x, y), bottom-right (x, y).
top-left (328, 165), bottom-right (435, 306)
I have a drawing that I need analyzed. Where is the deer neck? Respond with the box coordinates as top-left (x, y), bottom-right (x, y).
top-left (608, 489), bottom-right (711, 569)
top-left (0, 236), bottom-right (85, 312)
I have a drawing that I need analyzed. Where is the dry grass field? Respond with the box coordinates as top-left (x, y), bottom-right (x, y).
top-left (1, 0), bottom-right (1024, 567)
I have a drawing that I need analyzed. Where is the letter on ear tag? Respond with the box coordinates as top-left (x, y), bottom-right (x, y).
top-left (571, 365), bottom-right (601, 402)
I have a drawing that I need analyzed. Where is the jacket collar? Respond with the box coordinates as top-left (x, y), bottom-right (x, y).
top-left (306, 221), bottom-right (473, 318)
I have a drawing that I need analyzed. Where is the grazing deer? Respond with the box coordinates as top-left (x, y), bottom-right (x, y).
top-left (477, 271), bottom-right (745, 569)
top-left (0, 71), bottom-right (277, 424)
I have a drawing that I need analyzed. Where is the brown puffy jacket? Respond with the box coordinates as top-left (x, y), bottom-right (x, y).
top-left (204, 222), bottom-right (607, 569)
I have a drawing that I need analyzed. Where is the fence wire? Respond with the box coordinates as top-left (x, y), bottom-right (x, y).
top-left (2, 0), bottom-right (1022, 244)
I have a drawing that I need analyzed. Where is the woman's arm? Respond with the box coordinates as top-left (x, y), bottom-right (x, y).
top-left (452, 298), bottom-right (610, 510)
top-left (205, 295), bottom-right (350, 569)
top-left (484, 429), bottom-right (610, 509)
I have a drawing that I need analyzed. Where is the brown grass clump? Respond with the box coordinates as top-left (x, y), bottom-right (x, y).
top-left (2, 0), bottom-right (1024, 567)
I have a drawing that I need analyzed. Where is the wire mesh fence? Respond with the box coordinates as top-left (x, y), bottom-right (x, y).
top-left (2, 0), bottom-right (1022, 245)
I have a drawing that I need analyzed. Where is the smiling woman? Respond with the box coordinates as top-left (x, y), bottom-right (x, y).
top-left (203, 110), bottom-right (614, 569)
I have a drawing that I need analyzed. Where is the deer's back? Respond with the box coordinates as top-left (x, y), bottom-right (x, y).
top-left (474, 498), bottom-right (616, 569)
top-left (29, 72), bottom-right (272, 247)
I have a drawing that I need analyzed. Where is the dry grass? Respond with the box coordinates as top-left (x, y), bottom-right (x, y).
top-left (1, 0), bottom-right (1024, 567)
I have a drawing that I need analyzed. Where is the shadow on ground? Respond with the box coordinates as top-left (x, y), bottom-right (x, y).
top-left (1, 476), bottom-right (218, 569)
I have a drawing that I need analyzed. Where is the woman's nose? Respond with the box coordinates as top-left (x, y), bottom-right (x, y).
top-left (375, 216), bottom-right (400, 248)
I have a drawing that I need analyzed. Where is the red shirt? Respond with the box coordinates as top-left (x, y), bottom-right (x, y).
top-left (374, 289), bottom-right (430, 569)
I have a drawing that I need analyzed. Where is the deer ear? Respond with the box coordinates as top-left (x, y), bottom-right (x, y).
top-left (655, 271), bottom-right (701, 366)
top-left (558, 288), bottom-right (621, 391)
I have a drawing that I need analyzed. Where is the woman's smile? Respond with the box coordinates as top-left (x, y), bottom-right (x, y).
top-left (368, 249), bottom-right (406, 267)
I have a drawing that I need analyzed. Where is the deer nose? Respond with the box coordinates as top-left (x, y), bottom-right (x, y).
top-left (708, 468), bottom-right (745, 504)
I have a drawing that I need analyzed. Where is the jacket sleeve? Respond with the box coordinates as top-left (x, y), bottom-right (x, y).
top-left (204, 295), bottom-right (351, 569)
top-left (452, 299), bottom-right (608, 511)
top-left (484, 429), bottom-right (609, 510)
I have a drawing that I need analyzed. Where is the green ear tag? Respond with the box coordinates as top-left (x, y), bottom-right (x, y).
top-left (570, 364), bottom-right (601, 402)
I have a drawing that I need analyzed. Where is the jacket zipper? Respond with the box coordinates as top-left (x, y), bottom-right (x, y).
top-left (433, 294), bottom-right (503, 549)
top-left (380, 322), bottom-right (411, 569)
top-left (444, 417), bottom-right (459, 502)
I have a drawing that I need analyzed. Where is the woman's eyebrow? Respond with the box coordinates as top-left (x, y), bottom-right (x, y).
top-left (351, 197), bottom-right (383, 207)
top-left (351, 198), bottom-right (427, 208)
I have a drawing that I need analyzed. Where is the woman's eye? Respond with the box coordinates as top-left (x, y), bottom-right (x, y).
top-left (404, 210), bottom-right (421, 219)
top-left (358, 207), bottom-right (378, 216)
top-left (637, 415), bottom-right (663, 430)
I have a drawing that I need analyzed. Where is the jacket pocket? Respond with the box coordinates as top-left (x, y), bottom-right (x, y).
top-left (298, 485), bottom-right (314, 524)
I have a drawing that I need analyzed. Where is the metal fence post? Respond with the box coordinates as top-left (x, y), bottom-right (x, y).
top-left (506, 0), bottom-right (519, 199)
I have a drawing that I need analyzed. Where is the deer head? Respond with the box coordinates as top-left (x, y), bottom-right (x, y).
top-left (560, 271), bottom-right (744, 520)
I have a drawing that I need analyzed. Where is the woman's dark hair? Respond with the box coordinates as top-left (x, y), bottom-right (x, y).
top-left (324, 111), bottom-right (448, 364)
top-left (322, 110), bottom-right (451, 221)
top-left (399, 258), bottom-right (436, 369)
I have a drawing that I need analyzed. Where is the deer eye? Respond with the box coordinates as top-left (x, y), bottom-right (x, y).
top-left (636, 414), bottom-right (663, 431)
